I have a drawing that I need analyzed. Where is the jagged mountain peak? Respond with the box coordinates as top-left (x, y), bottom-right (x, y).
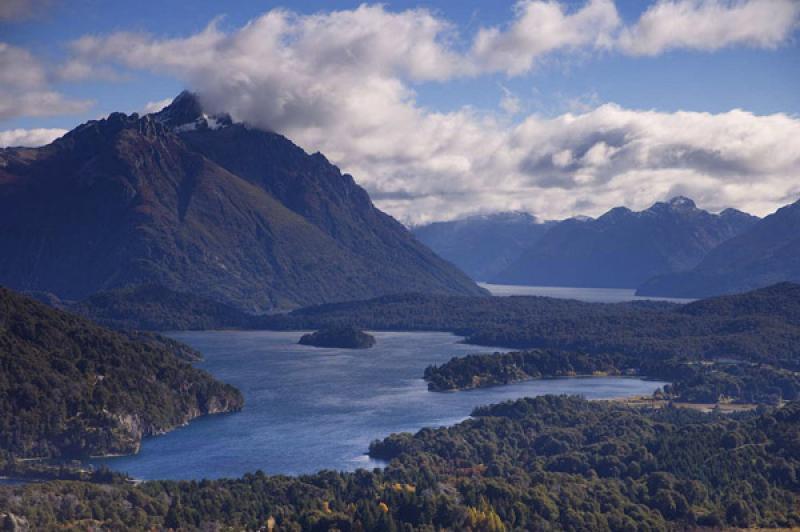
top-left (667, 195), bottom-right (696, 209)
top-left (153, 91), bottom-right (232, 132)
top-left (154, 91), bottom-right (203, 125)
top-left (638, 197), bottom-right (800, 298)
top-left (0, 97), bottom-right (485, 310)
top-left (645, 195), bottom-right (698, 215)
top-left (598, 206), bottom-right (633, 221)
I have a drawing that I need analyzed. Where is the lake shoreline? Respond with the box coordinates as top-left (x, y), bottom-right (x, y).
top-left (90, 330), bottom-right (665, 481)
top-left (426, 372), bottom-right (663, 393)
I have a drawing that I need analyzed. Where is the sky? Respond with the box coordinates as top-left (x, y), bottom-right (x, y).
top-left (1, 0), bottom-right (799, 224)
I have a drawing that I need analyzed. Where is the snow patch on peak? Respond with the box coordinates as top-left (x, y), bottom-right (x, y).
top-left (172, 113), bottom-right (230, 133)
top-left (667, 196), bottom-right (696, 209)
top-left (151, 91), bottom-right (233, 132)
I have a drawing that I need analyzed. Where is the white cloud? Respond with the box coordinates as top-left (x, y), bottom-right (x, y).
top-left (0, 42), bottom-right (47, 88)
top-left (55, 59), bottom-right (124, 82)
top-left (619, 0), bottom-right (800, 55)
top-left (0, 127), bottom-right (67, 147)
top-left (0, 42), bottom-right (92, 121)
top-left (55, 3), bottom-right (800, 222)
top-left (0, 90), bottom-right (92, 121)
top-left (472, 0), bottom-right (620, 75)
top-left (142, 98), bottom-right (173, 113)
top-left (508, 105), bottom-right (800, 216)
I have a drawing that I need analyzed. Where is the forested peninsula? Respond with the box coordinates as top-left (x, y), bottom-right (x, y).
top-left (0, 287), bottom-right (243, 463)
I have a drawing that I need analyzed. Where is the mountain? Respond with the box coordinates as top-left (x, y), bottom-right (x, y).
top-left (0, 286), bottom-right (242, 459)
top-left (0, 92), bottom-right (484, 313)
top-left (638, 199), bottom-right (800, 297)
top-left (412, 212), bottom-right (556, 280)
top-left (491, 197), bottom-right (758, 288)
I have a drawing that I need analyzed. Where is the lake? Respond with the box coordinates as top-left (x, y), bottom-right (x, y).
top-left (480, 282), bottom-right (696, 304)
top-left (94, 331), bottom-right (665, 480)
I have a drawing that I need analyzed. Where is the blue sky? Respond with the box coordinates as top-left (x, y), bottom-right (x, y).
top-left (2, 0), bottom-right (797, 129)
top-left (1, 0), bottom-right (799, 222)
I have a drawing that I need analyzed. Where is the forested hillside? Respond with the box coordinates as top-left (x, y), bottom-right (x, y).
top-left (0, 287), bottom-right (243, 459)
top-left (71, 284), bottom-right (255, 330)
top-left (3, 397), bottom-right (799, 530)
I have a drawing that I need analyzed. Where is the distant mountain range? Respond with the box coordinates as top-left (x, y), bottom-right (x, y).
top-left (639, 199), bottom-right (800, 298)
top-left (416, 197), bottom-right (758, 289)
top-left (493, 197), bottom-right (758, 288)
top-left (0, 92), bottom-right (484, 312)
top-left (412, 212), bottom-right (556, 280)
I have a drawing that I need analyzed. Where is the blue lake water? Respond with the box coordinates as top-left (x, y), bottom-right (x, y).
top-left (480, 282), bottom-right (696, 304)
top-left (94, 331), bottom-right (665, 480)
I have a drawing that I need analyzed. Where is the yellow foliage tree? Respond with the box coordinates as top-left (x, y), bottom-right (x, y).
top-left (466, 501), bottom-right (506, 532)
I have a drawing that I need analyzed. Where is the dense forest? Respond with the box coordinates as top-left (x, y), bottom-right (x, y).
top-left (265, 283), bottom-right (800, 368)
top-left (5, 283), bottom-right (800, 529)
top-left (3, 397), bottom-right (800, 530)
top-left (70, 284), bottom-right (255, 331)
top-left (0, 287), bottom-right (243, 459)
top-left (417, 284), bottom-right (800, 405)
top-left (26, 284), bottom-right (256, 331)
top-left (67, 282), bottom-right (650, 331)
top-left (424, 349), bottom-right (625, 391)
top-left (424, 348), bottom-right (800, 405)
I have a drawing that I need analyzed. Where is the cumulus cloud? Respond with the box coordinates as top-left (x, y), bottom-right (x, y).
top-left (472, 0), bottom-right (620, 75)
top-left (508, 105), bottom-right (800, 217)
top-left (0, 127), bottom-right (66, 147)
top-left (54, 58), bottom-right (124, 82)
top-left (0, 42), bottom-right (92, 121)
top-left (0, 42), bottom-right (47, 88)
top-left (619, 0), bottom-right (800, 55)
top-left (59, 3), bottom-right (800, 222)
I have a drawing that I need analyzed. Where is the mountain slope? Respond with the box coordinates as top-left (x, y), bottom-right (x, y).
top-left (0, 93), bottom-right (484, 311)
top-left (413, 212), bottom-right (556, 280)
top-left (638, 199), bottom-right (800, 297)
top-left (0, 287), bottom-right (242, 458)
top-left (160, 94), bottom-right (483, 300)
top-left (491, 197), bottom-right (757, 288)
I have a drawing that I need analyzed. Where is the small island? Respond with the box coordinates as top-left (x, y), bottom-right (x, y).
top-left (298, 326), bottom-right (376, 349)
